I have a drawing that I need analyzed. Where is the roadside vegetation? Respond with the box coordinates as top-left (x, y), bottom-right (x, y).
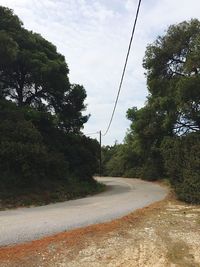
top-left (0, 6), bottom-right (103, 209)
top-left (102, 19), bottom-right (200, 204)
top-left (0, 6), bottom-right (199, 208)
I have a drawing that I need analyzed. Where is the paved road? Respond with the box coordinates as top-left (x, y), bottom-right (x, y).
top-left (0, 177), bottom-right (168, 246)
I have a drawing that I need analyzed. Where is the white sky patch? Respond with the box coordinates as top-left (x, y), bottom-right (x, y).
top-left (1, 0), bottom-right (200, 144)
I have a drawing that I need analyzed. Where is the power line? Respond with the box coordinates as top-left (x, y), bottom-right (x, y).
top-left (102, 0), bottom-right (142, 137)
top-left (84, 131), bottom-right (99, 136)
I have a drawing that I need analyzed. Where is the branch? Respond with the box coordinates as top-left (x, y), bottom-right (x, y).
top-left (24, 88), bottom-right (45, 105)
top-left (171, 57), bottom-right (186, 64)
top-left (175, 121), bottom-right (200, 131)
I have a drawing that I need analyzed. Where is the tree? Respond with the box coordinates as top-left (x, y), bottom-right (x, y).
top-left (143, 19), bottom-right (200, 135)
top-left (103, 19), bottom-right (200, 189)
top-left (0, 6), bottom-right (102, 206)
top-left (124, 19), bottom-right (200, 181)
top-left (126, 105), bottom-right (166, 179)
top-left (0, 6), bottom-right (88, 133)
top-left (124, 19), bottom-right (200, 199)
top-left (0, 100), bottom-right (68, 195)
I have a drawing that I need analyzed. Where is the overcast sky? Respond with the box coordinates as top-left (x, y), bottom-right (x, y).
top-left (1, 0), bottom-right (200, 145)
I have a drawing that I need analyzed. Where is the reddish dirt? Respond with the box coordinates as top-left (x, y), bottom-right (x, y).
top-left (1, 189), bottom-right (200, 267)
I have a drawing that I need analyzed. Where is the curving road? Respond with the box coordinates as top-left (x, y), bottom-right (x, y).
top-left (0, 177), bottom-right (168, 246)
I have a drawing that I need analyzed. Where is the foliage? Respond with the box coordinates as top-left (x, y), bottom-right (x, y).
top-left (0, 98), bottom-right (100, 202)
top-left (143, 19), bottom-right (200, 135)
top-left (0, 100), bottom-right (67, 194)
top-left (0, 6), bottom-right (101, 205)
top-left (126, 106), bottom-right (166, 180)
top-left (0, 5), bottom-right (88, 133)
top-left (103, 19), bottom-right (200, 202)
top-left (161, 134), bottom-right (200, 203)
top-left (102, 144), bottom-right (125, 177)
top-left (101, 140), bottom-right (142, 178)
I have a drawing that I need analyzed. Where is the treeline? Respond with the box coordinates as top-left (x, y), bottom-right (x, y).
top-left (0, 6), bottom-right (101, 206)
top-left (102, 19), bottom-right (200, 204)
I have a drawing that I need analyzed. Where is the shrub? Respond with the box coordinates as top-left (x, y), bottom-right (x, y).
top-left (161, 134), bottom-right (200, 203)
top-left (0, 100), bottom-right (69, 196)
top-left (0, 100), bottom-right (100, 205)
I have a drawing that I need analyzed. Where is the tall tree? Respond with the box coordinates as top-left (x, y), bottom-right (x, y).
top-left (143, 19), bottom-right (200, 135)
top-left (0, 6), bottom-right (88, 133)
top-left (122, 19), bottom-right (200, 180)
top-left (0, 6), bottom-right (102, 206)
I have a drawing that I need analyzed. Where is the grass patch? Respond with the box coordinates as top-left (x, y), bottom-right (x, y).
top-left (0, 179), bottom-right (106, 210)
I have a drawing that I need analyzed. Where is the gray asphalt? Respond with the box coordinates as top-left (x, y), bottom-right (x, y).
top-left (0, 177), bottom-right (168, 246)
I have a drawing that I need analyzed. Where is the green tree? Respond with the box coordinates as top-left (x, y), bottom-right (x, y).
top-left (124, 19), bottom-right (200, 181)
top-left (103, 19), bottom-right (200, 194)
top-left (126, 105), bottom-right (166, 179)
top-left (0, 100), bottom-right (68, 195)
top-left (0, 6), bottom-right (88, 133)
top-left (124, 19), bottom-right (200, 200)
top-left (143, 19), bottom-right (200, 135)
top-left (0, 6), bottom-right (102, 207)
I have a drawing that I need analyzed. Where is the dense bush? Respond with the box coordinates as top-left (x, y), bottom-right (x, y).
top-left (0, 101), bottom-right (67, 195)
top-left (102, 141), bottom-right (163, 181)
top-left (0, 100), bottom-right (100, 204)
top-left (102, 144), bottom-right (140, 177)
top-left (161, 134), bottom-right (200, 203)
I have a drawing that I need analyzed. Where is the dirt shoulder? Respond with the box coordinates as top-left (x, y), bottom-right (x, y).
top-left (0, 190), bottom-right (200, 267)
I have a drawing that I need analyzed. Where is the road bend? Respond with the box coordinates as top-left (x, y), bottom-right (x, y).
top-left (0, 177), bottom-right (168, 246)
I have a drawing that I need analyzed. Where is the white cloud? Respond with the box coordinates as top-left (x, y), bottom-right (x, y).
top-left (1, 0), bottom-right (200, 144)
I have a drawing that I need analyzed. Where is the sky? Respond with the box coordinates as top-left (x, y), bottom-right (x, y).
top-left (1, 0), bottom-right (200, 145)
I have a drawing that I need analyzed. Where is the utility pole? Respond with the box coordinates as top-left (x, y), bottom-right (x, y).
top-left (99, 130), bottom-right (102, 177)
